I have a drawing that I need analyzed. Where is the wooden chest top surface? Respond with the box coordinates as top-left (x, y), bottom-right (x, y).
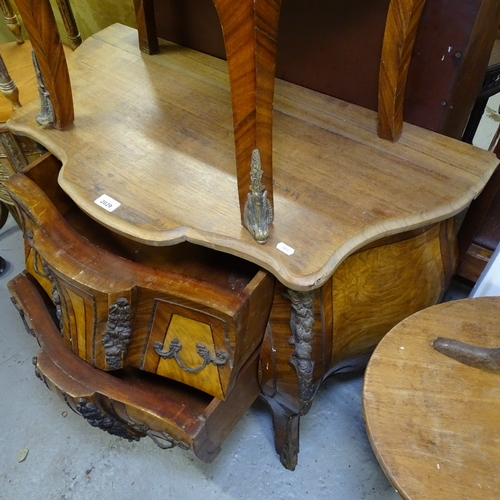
top-left (6, 24), bottom-right (498, 289)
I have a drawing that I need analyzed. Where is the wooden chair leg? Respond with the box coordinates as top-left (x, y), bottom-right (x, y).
top-left (0, 0), bottom-right (23, 44)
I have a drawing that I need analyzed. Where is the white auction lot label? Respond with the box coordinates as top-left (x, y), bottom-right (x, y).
top-left (276, 241), bottom-right (295, 255)
top-left (94, 194), bottom-right (121, 212)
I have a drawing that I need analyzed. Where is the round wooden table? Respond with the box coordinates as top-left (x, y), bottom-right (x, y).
top-left (363, 297), bottom-right (500, 499)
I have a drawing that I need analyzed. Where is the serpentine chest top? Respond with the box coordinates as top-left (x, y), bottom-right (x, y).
top-left (2, 0), bottom-right (499, 472)
top-left (6, 24), bottom-right (496, 290)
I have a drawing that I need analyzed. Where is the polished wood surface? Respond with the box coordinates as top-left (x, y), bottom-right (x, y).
top-left (363, 297), bottom-right (500, 499)
top-left (5, 24), bottom-right (497, 290)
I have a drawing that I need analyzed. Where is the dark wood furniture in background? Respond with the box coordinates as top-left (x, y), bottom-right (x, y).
top-left (456, 38), bottom-right (500, 283)
top-left (2, 0), bottom-right (500, 471)
top-left (152, 0), bottom-right (500, 140)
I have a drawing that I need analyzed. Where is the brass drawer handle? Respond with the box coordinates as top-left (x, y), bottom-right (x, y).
top-left (154, 338), bottom-right (229, 374)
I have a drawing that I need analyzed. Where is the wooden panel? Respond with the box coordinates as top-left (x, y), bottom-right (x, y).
top-left (144, 300), bottom-right (230, 400)
top-left (6, 24), bottom-right (497, 290)
top-left (65, 286), bottom-right (89, 360)
top-left (330, 223), bottom-right (447, 369)
top-left (158, 315), bottom-right (222, 398)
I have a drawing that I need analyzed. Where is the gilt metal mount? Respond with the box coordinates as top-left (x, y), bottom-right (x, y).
top-left (154, 338), bottom-right (229, 373)
top-left (244, 149), bottom-right (273, 244)
top-left (286, 289), bottom-right (316, 413)
top-left (32, 51), bottom-right (55, 128)
top-left (102, 297), bottom-right (132, 370)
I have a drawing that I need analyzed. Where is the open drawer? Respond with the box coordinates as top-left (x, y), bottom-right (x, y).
top-left (8, 272), bottom-right (261, 462)
top-left (4, 154), bottom-right (275, 401)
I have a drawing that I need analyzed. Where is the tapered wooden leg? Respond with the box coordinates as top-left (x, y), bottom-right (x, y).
top-left (263, 395), bottom-right (301, 471)
top-left (213, 0), bottom-right (281, 242)
top-left (378, 0), bottom-right (426, 141)
top-left (133, 0), bottom-right (159, 55)
top-left (14, 0), bottom-right (73, 129)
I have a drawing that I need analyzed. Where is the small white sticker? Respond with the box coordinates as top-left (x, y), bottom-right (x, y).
top-left (277, 242), bottom-right (295, 256)
top-left (94, 194), bottom-right (121, 212)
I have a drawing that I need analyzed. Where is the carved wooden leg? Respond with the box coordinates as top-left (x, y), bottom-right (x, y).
top-left (260, 285), bottom-right (328, 469)
top-left (0, 0), bottom-right (23, 44)
top-left (55, 0), bottom-right (82, 50)
top-left (0, 54), bottom-right (21, 111)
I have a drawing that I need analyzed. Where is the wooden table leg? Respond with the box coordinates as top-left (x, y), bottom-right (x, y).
top-left (0, 0), bottom-right (23, 44)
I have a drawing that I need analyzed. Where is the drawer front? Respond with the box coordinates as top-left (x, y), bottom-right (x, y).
top-left (141, 299), bottom-right (232, 400)
top-left (22, 223), bottom-right (272, 401)
top-left (8, 168), bottom-right (274, 400)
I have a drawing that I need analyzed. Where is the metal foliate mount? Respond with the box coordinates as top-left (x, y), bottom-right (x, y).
top-left (102, 297), bottom-right (132, 370)
top-left (286, 289), bottom-right (316, 413)
top-left (243, 149), bottom-right (273, 244)
top-left (32, 51), bottom-right (55, 128)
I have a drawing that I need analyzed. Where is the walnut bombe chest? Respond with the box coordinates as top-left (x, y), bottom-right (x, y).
top-left (2, 0), bottom-right (499, 470)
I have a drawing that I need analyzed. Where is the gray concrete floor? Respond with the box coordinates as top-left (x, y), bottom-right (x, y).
top-left (0, 215), bottom-right (403, 499)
